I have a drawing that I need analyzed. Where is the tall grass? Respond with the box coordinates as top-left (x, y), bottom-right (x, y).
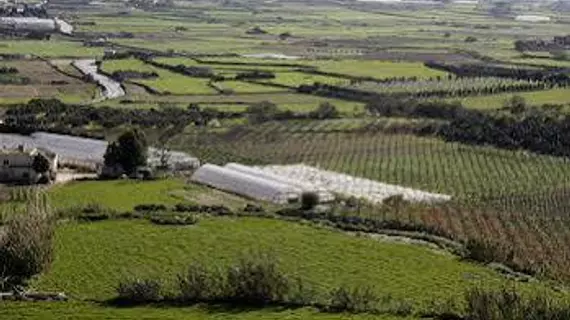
top-left (0, 191), bottom-right (54, 290)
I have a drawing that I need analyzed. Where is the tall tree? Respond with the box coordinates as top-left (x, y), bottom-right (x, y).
top-left (104, 129), bottom-right (148, 174)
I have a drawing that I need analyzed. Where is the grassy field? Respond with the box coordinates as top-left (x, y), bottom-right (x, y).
top-left (305, 60), bottom-right (448, 79)
top-left (454, 88), bottom-right (570, 109)
top-left (101, 59), bottom-right (215, 95)
top-left (49, 179), bottom-right (257, 212)
top-left (32, 218), bottom-right (508, 303)
top-left (0, 40), bottom-right (103, 57)
top-left (0, 302), bottom-right (405, 320)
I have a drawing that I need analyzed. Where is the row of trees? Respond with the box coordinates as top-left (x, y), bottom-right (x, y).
top-left (515, 35), bottom-right (570, 53)
top-left (424, 61), bottom-right (570, 83)
top-left (366, 96), bottom-right (570, 158)
top-left (2, 99), bottom-right (242, 134)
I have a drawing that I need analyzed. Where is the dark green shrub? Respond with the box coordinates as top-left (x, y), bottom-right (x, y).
top-left (134, 204), bottom-right (168, 212)
top-left (225, 252), bottom-right (290, 305)
top-left (149, 214), bottom-right (198, 226)
top-left (78, 211), bottom-right (111, 222)
top-left (116, 277), bottom-right (162, 304)
top-left (177, 262), bottom-right (223, 302)
top-left (328, 284), bottom-right (380, 313)
top-left (463, 287), bottom-right (570, 320)
top-left (173, 203), bottom-right (201, 213)
top-left (301, 192), bottom-right (319, 210)
top-left (243, 203), bottom-right (264, 214)
top-left (287, 277), bottom-right (318, 306)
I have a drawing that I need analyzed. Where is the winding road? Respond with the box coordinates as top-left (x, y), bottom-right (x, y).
top-left (72, 59), bottom-right (125, 101)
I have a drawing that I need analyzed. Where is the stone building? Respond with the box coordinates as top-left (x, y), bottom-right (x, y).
top-left (0, 145), bottom-right (58, 184)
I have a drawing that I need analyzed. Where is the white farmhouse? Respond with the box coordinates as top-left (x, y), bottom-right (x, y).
top-left (0, 145), bottom-right (58, 184)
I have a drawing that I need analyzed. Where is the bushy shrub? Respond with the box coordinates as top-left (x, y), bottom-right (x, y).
top-left (177, 262), bottom-right (223, 302)
top-left (463, 287), bottom-right (570, 320)
top-left (287, 277), bottom-right (318, 306)
top-left (0, 193), bottom-right (54, 289)
top-left (116, 277), bottom-right (162, 304)
top-left (328, 284), bottom-right (380, 313)
top-left (134, 204), bottom-right (167, 212)
top-left (225, 252), bottom-right (290, 305)
top-left (173, 203), bottom-right (201, 213)
top-left (149, 213), bottom-right (199, 226)
top-left (301, 192), bottom-right (319, 210)
top-left (78, 211), bottom-right (111, 222)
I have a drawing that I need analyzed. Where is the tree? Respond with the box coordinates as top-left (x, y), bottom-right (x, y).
top-left (310, 102), bottom-right (340, 119)
top-left (504, 96), bottom-right (527, 114)
top-left (246, 101), bottom-right (279, 124)
top-left (32, 153), bottom-right (50, 174)
top-left (104, 129), bottom-right (148, 174)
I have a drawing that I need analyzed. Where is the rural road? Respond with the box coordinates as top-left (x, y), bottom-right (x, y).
top-left (72, 59), bottom-right (125, 101)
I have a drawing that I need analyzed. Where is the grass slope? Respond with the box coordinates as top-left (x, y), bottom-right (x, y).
top-left (49, 179), bottom-right (254, 212)
top-left (0, 301), bottom-right (403, 319)
top-left (32, 218), bottom-right (504, 304)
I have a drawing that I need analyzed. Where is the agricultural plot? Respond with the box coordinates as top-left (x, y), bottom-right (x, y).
top-left (32, 217), bottom-right (508, 306)
top-left (101, 59), bottom-right (214, 95)
top-left (455, 88), bottom-right (570, 109)
top-left (0, 40), bottom-right (103, 57)
top-left (0, 60), bottom-right (98, 103)
top-left (307, 60), bottom-right (449, 79)
top-left (262, 71), bottom-right (349, 87)
top-left (213, 81), bottom-right (288, 93)
top-left (174, 124), bottom-right (570, 202)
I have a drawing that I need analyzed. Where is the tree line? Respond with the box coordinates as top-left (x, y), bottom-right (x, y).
top-left (424, 61), bottom-right (570, 83)
top-left (366, 97), bottom-right (570, 158)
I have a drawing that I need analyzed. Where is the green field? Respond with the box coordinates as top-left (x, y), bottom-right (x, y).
top-left (307, 60), bottom-right (449, 79)
top-left (101, 59), bottom-right (215, 95)
top-left (49, 179), bottom-right (257, 212)
top-left (454, 88), bottom-right (570, 109)
top-left (0, 302), bottom-right (404, 320)
top-left (0, 40), bottom-right (103, 57)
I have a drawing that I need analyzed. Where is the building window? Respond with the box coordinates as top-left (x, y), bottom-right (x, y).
top-left (3, 160), bottom-right (8, 166)
top-left (22, 172), bottom-right (29, 179)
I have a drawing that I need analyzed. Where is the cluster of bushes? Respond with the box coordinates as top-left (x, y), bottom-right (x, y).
top-left (515, 35), bottom-right (570, 53)
top-left (145, 60), bottom-right (214, 78)
top-left (439, 101), bottom-right (570, 158)
top-left (462, 287), bottom-right (570, 320)
top-left (366, 96), bottom-right (570, 159)
top-left (425, 61), bottom-right (570, 83)
top-left (235, 70), bottom-right (275, 80)
top-left (245, 101), bottom-right (341, 124)
top-left (114, 252), bottom-right (411, 315)
top-left (0, 66), bottom-right (18, 74)
top-left (63, 203), bottom-right (200, 226)
top-left (110, 70), bottom-right (158, 81)
top-left (365, 98), bottom-right (464, 120)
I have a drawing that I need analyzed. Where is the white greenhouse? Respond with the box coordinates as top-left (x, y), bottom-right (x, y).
top-left (0, 17), bottom-right (56, 33)
top-left (190, 164), bottom-right (300, 204)
top-left (225, 163), bottom-right (335, 202)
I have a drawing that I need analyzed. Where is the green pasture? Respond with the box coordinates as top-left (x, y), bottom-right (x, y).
top-left (0, 302), bottom-right (404, 320)
top-left (308, 60), bottom-right (448, 79)
top-left (0, 40), bottom-right (103, 57)
top-left (101, 59), bottom-right (215, 95)
top-left (31, 217), bottom-right (507, 305)
top-left (454, 88), bottom-right (570, 109)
